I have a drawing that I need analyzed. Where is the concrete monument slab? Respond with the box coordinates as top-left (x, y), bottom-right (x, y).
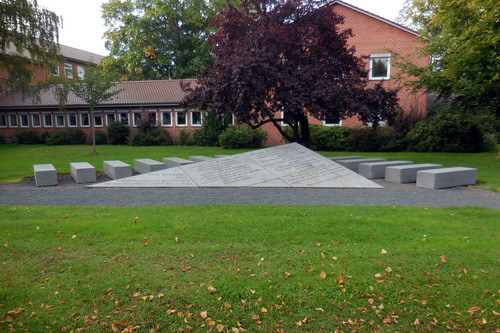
top-left (337, 158), bottom-right (386, 173)
top-left (163, 157), bottom-right (195, 168)
top-left (359, 161), bottom-right (413, 179)
top-left (416, 167), bottom-right (477, 189)
top-left (385, 164), bottom-right (443, 183)
top-left (134, 159), bottom-right (166, 174)
top-left (70, 162), bottom-right (96, 183)
top-left (103, 160), bottom-right (132, 179)
top-left (90, 143), bottom-right (382, 188)
top-left (189, 156), bottom-right (213, 162)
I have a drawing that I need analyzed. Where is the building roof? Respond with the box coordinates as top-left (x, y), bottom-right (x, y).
top-left (4, 42), bottom-right (105, 65)
top-left (0, 79), bottom-right (197, 110)
top-left (330, 0), bottom-right (420, 36)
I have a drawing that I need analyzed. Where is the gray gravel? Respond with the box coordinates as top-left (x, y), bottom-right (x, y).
top-left (0, 178), bottom-right (499, 209)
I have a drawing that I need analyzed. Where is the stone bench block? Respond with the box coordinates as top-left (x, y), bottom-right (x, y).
top-left (134, 158), bottom-right (166, 174)
top-left (33, 164), bottom-right (58, 187)
top-left (328, 156), bottom-right (364, 161)
top-left (215, 155), bottom-right (229, 158)
top-left (359, 161), bottom-right (413, 179)
top-left (385, 164), bottom-right (443, 183)
top-left (103, 160), bottom-right (132, 179)
top-left (70, 162), bottom-right (96, 183)
top-left (416, 167), bottom-right (477, 189)
top-left (163, 157), bottom-right (195, 168)
top-left (189, 155), bottom-right (213, 162)
top-left (337, 158), bottom-right (386, 173)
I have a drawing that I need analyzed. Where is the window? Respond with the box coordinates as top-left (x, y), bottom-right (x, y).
top-left (324, 114), bottom-right (342, 126)
top-left (64, 63), bottom-right (73, 79)
top-left (9, 114), bottom-right (18, 127)
top-left (32, 114), bottom-right (41, 127)
top-left (160, 110), bottom-right (172, 127)
top-left (0, 114), bottom-right (7, 127)
top-left (43, 113), bottom-right (52, 127)
top-left (369, 54), bottom-right (391, 80)
top-left (80, 113), bottom-right (90, 127)
top-left (106, 112), bottom-right (116, 126)
top-left (55, 114), bottom-right (65, 127)
top-left (281, 110), bottom-right (293, 126)
top-left (176, 110), bottom-right (186, 126)
top-left (119, 112), bottom-right (129, 126)
top-left (77, 65), bottom-right (85, 80)
top-left (191, 111), bottom-right (203, 126)
top-left (94, 112), bottom-right (103, 127)
top-left (67, 113), bottom-right (77, 127)
top-left (147, 110), bottom-right (158, 124)
top-left (52, 65), bottom-right (60, 76)
top-left (132, 111), bottom-right (142, 127)
top-left (20, 114), bottom-right (29, 128)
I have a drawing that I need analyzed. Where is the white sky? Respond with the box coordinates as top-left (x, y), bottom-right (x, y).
top-left (36, 0), bottom-right (406, 57)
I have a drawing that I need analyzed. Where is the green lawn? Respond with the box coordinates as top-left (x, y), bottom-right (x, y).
top-left (0, 144), bottom-right (499, 191)
top-left (1, 205), bottom-right (499, 332)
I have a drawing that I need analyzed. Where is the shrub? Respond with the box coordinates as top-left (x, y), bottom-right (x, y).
top-left (388, 106), bottom-right (424, 140)
top-left (46, 130), bottom-right (86, 145)
top-left (130, 117), bottom-right (172, 146)
top-left (107, 121), bottom-right (130, 145)
top-left (94, 131), bottom-right (108, 145)
top-left (309, 125), bottom-right (350, 151)
top-left (177, 128), bottom-right (195, 146)
top-left (219, 125), bottom-right (267, 149)
top-left (406, 113), bottom-right (485, 152)
top-left (347, 127), bottom-right (399, 152)
top-left (191, 112), bottom-right (229, 146)
top-left (0, 135), bottom-right (5, 144)
top-left (14, 130), bottom-right (44, 144)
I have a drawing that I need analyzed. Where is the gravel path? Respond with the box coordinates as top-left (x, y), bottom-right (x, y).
top-left (1, 178), bottom-right (499, 209)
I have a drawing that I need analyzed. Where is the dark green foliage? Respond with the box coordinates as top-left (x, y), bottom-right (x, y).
top-left (177, 129), bottom-right (195, 146)
top-left (130, 117), bottom-right (172, 146)
top-left (218, 125), bottom-right (267, 149)
top-left (0, 135), bottom-right (5, 144)
top-left (107, 121), bottom-right (130, 145)
top-left (14, 130), bottom-right (44, 144)
top-left (94, 131), bottom-right (108, 145)
top-left (309, 125), bottom-right (350, 151)
top-left (191, 112), bottom-right (229, 146)
top-left (347, 127), bottom-right (398, 152)
top-left (388, 107), bottom-right (424, 140)
top-left (406, 113), bottom-right (485, 152)
top-left (46, 130), bottom-right (86, 145)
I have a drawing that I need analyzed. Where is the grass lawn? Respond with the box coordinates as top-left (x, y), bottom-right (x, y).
top-left (1, 144), bottom-right (499, 191)
top-left (1, 205), bottom-right (499, 332)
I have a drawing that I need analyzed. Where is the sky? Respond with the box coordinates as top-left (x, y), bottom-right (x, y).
top-left (36, 0), bottom-right (407, 57)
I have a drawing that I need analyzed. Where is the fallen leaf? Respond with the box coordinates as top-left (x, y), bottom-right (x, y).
top-left (216, 324), bottom-right (224, 332)
top-left (261, 307), bottom-right (268, 313)
top-left (440, 255), bottom-right (447, 263)
top-left (315, 307), bottom-right (324, 313)
top-left (319, 271), bottom-right (327, 279)
top-left (207, 286), bottom-right (216, 293)
top-left (385, 267), bottom-right (392, 273)
top-left (320, 252), bottom-right (326, 259)
top-left (200, 311), bottom-right (207, 319)
top-left (413, 318), bottom-right (420, 326)
top-left (71, 235), bottom-right (76, 239)
top-left (337, 275), bottom-right (345, 283)
top-left (381, 249), bottom-right (387, 255)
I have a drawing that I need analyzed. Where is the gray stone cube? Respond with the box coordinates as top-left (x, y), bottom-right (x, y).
top-left (337, 158), bottom-right (386, 173)
top-left (134, 158), bottom-right (166, 174)
top-left (189, 155), bottom-right (213, 162)
top-left (359, 161), bottom-right (413, 179)
top-left (34, 164), bottom-right (58, 187)
top-left (328, 156), bottom-right (364, 161)
top-left (163, 157), bottom-right (195, 168)
top-left (103, 160), bottom-right (132, 179)
top-left (70, 162), bottom-right (96, 183)
top-left (416, 167), bottom-right (477, 189)
top-left (385, 164), bottom-right (443, 183)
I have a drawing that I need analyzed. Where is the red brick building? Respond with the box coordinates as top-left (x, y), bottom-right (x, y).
top-left (0, 1), bottom-right (428, 146)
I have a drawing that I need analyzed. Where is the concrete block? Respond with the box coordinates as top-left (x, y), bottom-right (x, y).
top-left (189, 155), bottom-right (213, 162)
top-left (337, 158), bottom-right (386, 173)
top-left (359, 161), bottom-right (413, 179)
top-left (134, 158), bottom-right (166, 174)
top-left (33, 164), bottom-right (58, 187)
top-left (103, 160), bottom-right (132, 179)
top-left (215, 155), bottom-right (229, 158)
top-left (70, 162), bottom-right (96, 183)
top-left (385, 164), bottom-right (443, 183)
top-left (163, 157), bottom-right (195, 168)
top-left (328, 156), bottom-right (364, 161)
top-left (416, 167), bottom-right (477, 189)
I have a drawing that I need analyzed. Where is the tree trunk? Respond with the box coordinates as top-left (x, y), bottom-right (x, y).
top-left (298, 114), bottom-right (311, 148)
top-left (90, 106), bottom-right (96, 155)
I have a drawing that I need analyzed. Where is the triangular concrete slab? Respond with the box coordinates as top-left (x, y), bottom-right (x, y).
top-left (88, 143), bottom-right (382, 188)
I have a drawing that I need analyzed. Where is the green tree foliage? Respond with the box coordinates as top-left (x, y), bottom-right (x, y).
top-left (101, 0), bottom-right (230, 80)
top-left (397, 0), bottom-right (500, 116)
top-left (0, 0), bottom-right (60, 94)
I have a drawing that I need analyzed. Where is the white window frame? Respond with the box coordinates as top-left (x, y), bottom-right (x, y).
top-left (190, 110), bottom-right (203, 127)
top-left (19, 113), bottom-right (30, 128)
top-left (8, 114), bottom-right (18, 128)
top-left (93, 111), bottom-right (103, 127)
top-left (281, 110), bottom-right (288, 126)
top-left (0, 114), bottom-right (7, 128)
top-left (132, 110), bottom-right (142, 127)
top-left (55, 113), bottom-right (65, 128)
top-left (369, 53), bottom-right (391, 80)
top-left (175, 110), bottom-right (187, 127)
top-left (64, 63), bottom-right (73, 79)
top-left (43, 113), bottom-right (52, 127)
top-left (67, 113), bottom-right (77, 127)
top-left (77, 65), bottom-right (85, 80)
top-left (160, 110), bottom-right (172, 127)
top-left (52, 65), bottom-right (60, 77)
top-left (323, 118), bottom-right (342, 127)
top-left (119, 112), bottom-right (129, 126)
top-left (31, 113), bottom-right (41, 128)
top-left (80, 113), bottom-right (90, 127)
top-left (105, 112), bottom-right (116, 126)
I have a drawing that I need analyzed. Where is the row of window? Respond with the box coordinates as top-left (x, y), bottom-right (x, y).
top-left (0, 110), bottom-right (203, 129)
top-left (52, 63), bottom-right (85, 80)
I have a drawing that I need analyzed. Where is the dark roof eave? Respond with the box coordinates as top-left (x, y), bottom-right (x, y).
top-left (0, 102), bottom-right (182, 111)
